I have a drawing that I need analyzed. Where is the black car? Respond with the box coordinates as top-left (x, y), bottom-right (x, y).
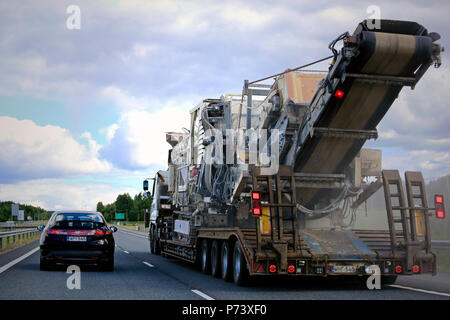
top-left (39, 211), bottom-right (117, 271)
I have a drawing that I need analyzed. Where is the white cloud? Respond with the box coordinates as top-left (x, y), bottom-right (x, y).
top-left (100, 107), bottom-right (190, 169)
top-left (0, 116), bottom-right (111, 182)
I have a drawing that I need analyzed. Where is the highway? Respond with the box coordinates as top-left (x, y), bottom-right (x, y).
top-left (0, 228), bottom-right (449, 300)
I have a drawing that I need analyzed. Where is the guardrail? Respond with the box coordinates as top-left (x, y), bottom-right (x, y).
top-left (0, 228), bottom-right (42, 250)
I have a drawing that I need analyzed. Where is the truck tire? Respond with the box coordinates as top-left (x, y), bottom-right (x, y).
top-left (221, 241), bottom-right (232, 282)
top-left (201, 239), bottom-right (210, 274)
top-left (210, 240), bottom-right (221, 278)
top-left (151, 227), bottom-right (161, 255)
top-left (382, 275), bottom-right (398, 285)
top-left (232, 241), bottom-right (248, 286)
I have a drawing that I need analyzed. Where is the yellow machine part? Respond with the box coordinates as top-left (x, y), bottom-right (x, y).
top-left (259, 207), bottom-right (271, 234)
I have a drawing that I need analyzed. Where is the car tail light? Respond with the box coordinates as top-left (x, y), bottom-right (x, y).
top-left (269, 265), bottom-right (277, 273)
top-left (252, 191), bottom-right (261, 200)
top-left (95, 230), bottom-right (105, 235)
top-left (334, 89), bottom-right (344, 99)
top-left (48, 229), bottom-right (60, 234)
top-left (434, 194), bottom-right (445, 219)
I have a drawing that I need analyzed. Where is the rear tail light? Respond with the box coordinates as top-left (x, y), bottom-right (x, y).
top-left (434, 194), bottom-right (445, 219)
top-left (252, 190), bottom-right (262, 216)
top-left (252, 201), bottom-right (261, 216)
top-left (334, 89), bottom-right (344, 99)
top-left (412, 265), bottom-right (420, 273)
top-left (288, 265), bottom-right (295, 273)
top-left (395, 265), bottom-right (402, 274)
top-left (95, 230), bottom-right (105, 235)
top-left (269, 265), bottom-right (277, 273)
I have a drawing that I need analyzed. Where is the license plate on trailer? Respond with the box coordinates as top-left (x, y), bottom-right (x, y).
top-left (332, 265), bottom-right (356, 273)
top-left (67, 236), bottom-right (87, 242)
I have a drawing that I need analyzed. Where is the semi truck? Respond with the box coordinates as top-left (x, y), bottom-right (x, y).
top-left (143, 19), bottom-right (445, 286)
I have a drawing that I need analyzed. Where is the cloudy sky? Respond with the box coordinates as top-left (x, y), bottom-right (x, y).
top-left (0, 0), bottom-right (448, 210)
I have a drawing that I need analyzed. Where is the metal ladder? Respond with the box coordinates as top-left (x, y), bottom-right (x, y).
top-left (382, 170), bottom-right (429, 271)
top-left (252, 165), bottom-right (298, 273)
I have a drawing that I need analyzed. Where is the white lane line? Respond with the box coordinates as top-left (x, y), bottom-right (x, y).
top-left (191, 289), bottom-right (215, 300)
top-left (143, 261), bottom-right (154, 268)
top-left (0, 247), bottom-right (40, 275)
top-left (123, 250), bottom-right (130, 254)
top-left (389, 284), bottom-right (450, 298)
top-left (116, 229), bottom-right (148, 240)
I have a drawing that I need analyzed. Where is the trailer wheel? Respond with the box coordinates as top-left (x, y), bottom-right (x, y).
top-left (201, 239), bottom-right (211, 274)
top-left (210, 240), bottom-right (221, 278)
top-left (221, 241), bottom-right (232, 282)
top-left (232, 241), bottom-right (248, 286)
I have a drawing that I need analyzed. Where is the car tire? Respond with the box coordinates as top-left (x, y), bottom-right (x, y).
top-left (40, 257), bottom-right (51, 271)
top-left (232, 241), bottom-right (249, 286)
top-left (210, 240), bottom-right (221, 278)
top-left (150, 227), bottom-right (161, 255)
top-left (101, 257), bottom-right (114, 272)
top-left (221, 241), bottom-right (232, 282)
top-left (201, 239), bottom-right (210, 274)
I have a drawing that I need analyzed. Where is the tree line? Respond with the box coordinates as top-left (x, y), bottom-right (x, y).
top-left (96, 192), bottom-right (152, 222)
top-left (0, 201), bottom-right (49, 222)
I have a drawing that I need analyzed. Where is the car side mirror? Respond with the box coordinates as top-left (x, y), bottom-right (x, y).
top-left (37, 225), bottom-right (45, 231)
top-left (110, 226), bottom-right (118, 233)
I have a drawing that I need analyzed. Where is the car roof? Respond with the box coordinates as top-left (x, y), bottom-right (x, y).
top-left (52, 210), bottom-right (102, 215)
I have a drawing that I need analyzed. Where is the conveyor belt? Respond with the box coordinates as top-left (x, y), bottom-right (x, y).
top-left (292, 20), bottom-right (441, 207)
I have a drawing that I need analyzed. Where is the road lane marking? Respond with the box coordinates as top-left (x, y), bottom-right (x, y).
top-left (116, 229), bottom-right (148, 240)
top-left (191, 289), bottom-right (215, 300)
top-left (389, 284), bottom-right (450, 297)
top-left (123, 250), bottom-right (130, 254)
top-left (0, 247), bottom-right (39, 275)
top-left (143, 261), bottom-right (154, 268)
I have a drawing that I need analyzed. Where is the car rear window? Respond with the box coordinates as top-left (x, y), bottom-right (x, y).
top-left (52, 213), bottom-right (104, 229)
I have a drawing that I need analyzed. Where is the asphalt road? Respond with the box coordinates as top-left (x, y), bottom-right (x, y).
top-left (0, 228), bottom-right (449, 300)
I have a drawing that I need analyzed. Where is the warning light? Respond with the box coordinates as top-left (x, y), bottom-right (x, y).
top-left (269, 265), bottom-right (277, 273)
top-left (412, 265), bottom-right (420, 273)
top-left (252, 201), bottom-right (261, 216)
top-left (252, 191), bottom-right (261, 200)
top-left (334, 90), bottom-right (344, 99)
top-left (395, 265), bottom-right (402, 274)
top-left (434, 194), bottom-right (445, 219)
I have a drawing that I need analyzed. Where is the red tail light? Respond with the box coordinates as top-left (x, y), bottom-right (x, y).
top-left (95, 230), bottom-right (105, 235)
top-left (288, 265), bottom-right (295, 273)
top-left (252, 191), bottom-right (261, 200)
top-left (334, 90), bottom-right (344, 99)
top-left (434, 194), bottom-right (445, 219)
top-left (412, 265), bottom-right (420, 273)
top-left (252, 201), bottom-right (261, 216)
top-left (48, 229), bottom-right (60, 234)
top-left (269, 265), bottom-right (277, 273)
top-left (395, 265), bottom-right (402, 274)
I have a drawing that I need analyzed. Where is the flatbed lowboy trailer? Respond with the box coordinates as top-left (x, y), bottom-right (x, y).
top-left (143, 19), bottom-right (445, 285)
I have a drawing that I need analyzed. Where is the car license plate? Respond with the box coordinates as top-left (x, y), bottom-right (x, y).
top-left (67, 236), bottom-right (87, 242)
top-left (332, 265), bottom-right (356, 273)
